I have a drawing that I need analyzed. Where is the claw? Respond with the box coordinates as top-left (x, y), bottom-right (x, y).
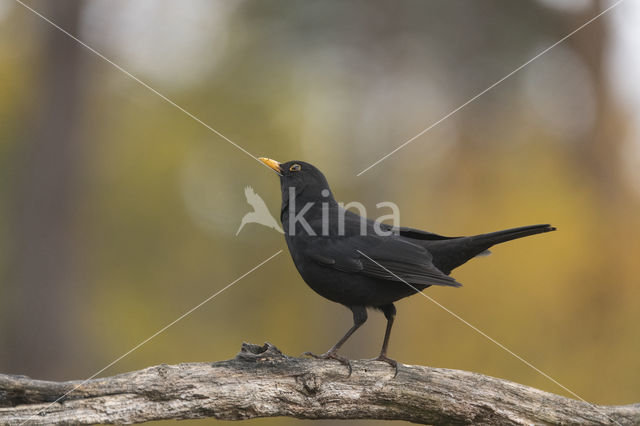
top-left (302, 351), bottom-right (353, 376)
top-left (369, 354), bottom-right (399, 377)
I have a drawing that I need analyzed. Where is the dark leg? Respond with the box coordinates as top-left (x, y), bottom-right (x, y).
top-left (371, 304), bottom-right (399, 376)
top-left (303, 306), bottom-right (367, 376)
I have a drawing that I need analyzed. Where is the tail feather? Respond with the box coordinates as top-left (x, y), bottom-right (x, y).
top-left (471, 224), bottom-right (556, 246)
top-left (427, 224), bottom-right (556, 275)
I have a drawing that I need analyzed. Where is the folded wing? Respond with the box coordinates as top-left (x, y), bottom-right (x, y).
top-left (305, 235), bottom-right (462, 288)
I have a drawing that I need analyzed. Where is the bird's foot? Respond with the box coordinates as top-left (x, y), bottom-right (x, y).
top-left (302, 350), bottom-right (353, 376)
top-left (369, 354), bottom-right (399, 377)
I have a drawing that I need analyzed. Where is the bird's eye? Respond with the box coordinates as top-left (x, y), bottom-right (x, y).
top-left (289, 164), bottom-right (302, 172)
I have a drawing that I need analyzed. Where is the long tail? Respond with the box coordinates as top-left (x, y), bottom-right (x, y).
top-left (471, 224), bottom-right (556, 246)
top-left (428, 224), bottom-right (556, 274)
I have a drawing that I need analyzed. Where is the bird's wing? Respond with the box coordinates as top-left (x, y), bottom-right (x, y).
top-left (305, 235), bottom-right (461, 288)
top-left (396, 226), bottom-right (459, 240)
top-left (377, 223), bottom-right (460, 241)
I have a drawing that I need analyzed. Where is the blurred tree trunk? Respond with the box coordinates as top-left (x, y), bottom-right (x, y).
top-left (564, 0), bottom-right (628, 199)
top-left (1, 1), bottom-right (87, 380)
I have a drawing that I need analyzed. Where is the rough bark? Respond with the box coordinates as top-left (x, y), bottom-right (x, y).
top-left (0, 343), bottom-right (637, 425)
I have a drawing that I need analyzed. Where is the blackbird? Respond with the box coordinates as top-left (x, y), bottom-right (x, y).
top-left (259, 157), bottom-right (555, 375)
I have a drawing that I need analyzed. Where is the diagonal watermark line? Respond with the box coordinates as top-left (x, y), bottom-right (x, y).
top-left (356, 249), bottom-right (621, 426)
top-left (20, 249), bottom-right (283, 425)
top-left (14, 0), bottom-right (282, 176)
top-left (356, 0), bottom-right (627, 177)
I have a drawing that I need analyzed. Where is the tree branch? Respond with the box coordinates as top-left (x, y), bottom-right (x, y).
top-left (0, 343), bottom-right (638, 425)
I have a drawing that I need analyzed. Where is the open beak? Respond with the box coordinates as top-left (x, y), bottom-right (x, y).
top-left (259, 157), bottom-right (282, 173)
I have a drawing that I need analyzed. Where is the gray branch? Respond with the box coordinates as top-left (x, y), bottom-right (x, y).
top-left (0, 343), bottom-right (638, 425)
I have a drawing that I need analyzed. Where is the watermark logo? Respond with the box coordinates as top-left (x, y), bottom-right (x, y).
top-left (237, 186), bottom-right (400, 237)
top-left (285, 187), bottom-right (400, 237)
top-left (236, 186), bottom-right (284, 235)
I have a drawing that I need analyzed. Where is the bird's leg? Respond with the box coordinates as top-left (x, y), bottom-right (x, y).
top-left (303, 306), bottom-right (367, 376)
top-left (370, 304), bottom-right (399, 377)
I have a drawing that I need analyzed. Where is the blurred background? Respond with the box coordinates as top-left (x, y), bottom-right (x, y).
top-left (1, 0), bottom-right (639, 424)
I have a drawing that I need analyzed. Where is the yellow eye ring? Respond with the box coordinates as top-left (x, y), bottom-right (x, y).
top-left (289, 164), bottom-right (301, 172)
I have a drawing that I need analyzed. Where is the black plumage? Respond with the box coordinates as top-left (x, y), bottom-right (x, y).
top-left (259, 158), bottom-right (555, 375)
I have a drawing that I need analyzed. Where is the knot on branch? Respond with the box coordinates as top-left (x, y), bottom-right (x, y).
top-left (295, 372), bottom-right (321, 396)
top-left (234, 342), bottom-right (287, 363)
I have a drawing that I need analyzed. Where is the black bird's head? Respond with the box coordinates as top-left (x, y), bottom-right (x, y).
top-left (259, 157), bottom-right (334, 203)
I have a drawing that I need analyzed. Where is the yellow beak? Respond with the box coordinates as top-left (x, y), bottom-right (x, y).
top-left (259, 157), bottom-right (282, 173)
